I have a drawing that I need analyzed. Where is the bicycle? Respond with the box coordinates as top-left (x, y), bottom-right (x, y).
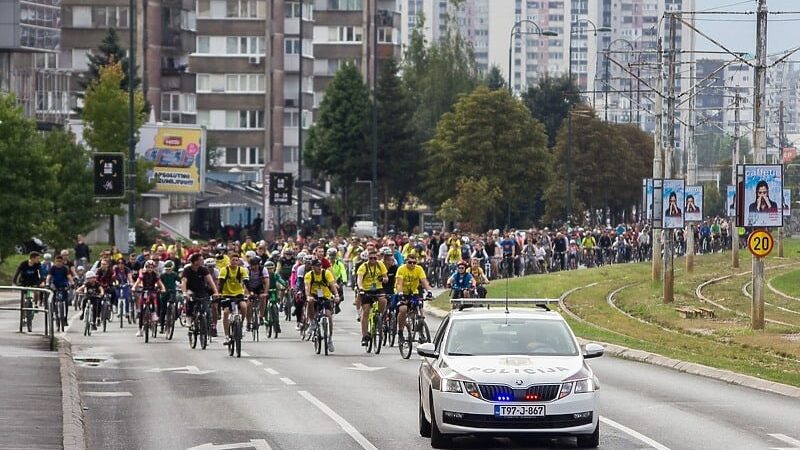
top-left (188, 295), bottom-right (211, 350)
top-left (114, 282), bottom-right (133, 328)
top-left (139, 289), bottom-right (159, 343)
top-left (249, 294), bottom-right (260, 342)
top-left (399, 295), bottom-right (430, 360)
top-left (82, 295), bottom-right (95, 337)
top-left (99, 292), bottom-right (112, 333)
top-left (362, 291), bottom-right (385, 354)
top-left (282, 288), bottom-right (293, 322)
top-left (52, 286), bottom-right (70, 332)
top-left (20, 289), bottom-right (35, 333)
top-left (227, 296), bottom-right (243, 358)
top-left (265, 291), bottom-right (281, 339)
top-left (386, 297), bottom-right (398, 347)
top-left (163, 291), bottom-right (178, 341)
top-left (311, 296), bottom-right (334, 356)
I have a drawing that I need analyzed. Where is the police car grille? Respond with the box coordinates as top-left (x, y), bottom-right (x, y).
top-left (526, 384), bottom-right (560, 402)
top-left (478, 384), bottom-right (514, 401)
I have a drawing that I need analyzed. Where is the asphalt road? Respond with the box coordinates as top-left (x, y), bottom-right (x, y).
top-left (48, 290), bottom-right (800, 450)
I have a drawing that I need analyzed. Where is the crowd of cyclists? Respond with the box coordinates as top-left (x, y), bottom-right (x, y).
top-left (10, 216), bottom-right (743, 352)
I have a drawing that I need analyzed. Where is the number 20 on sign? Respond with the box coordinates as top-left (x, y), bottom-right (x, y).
top-left (748, 230), bottom-right (774, 258)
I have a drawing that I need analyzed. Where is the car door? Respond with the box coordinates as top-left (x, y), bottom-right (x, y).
top-left (420, 316), bottom-right (449, 416)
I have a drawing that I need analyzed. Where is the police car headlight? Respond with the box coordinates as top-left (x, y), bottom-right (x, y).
top-left (441, 378), bottom-right (463, 393)
top-left (574, 378), bottom-right (596, 394)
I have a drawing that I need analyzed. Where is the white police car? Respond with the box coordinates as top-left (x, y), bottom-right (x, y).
top-left (417, 307), bottom-right (603, 448)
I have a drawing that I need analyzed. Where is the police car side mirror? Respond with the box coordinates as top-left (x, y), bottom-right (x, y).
top-left (583, 343), bottom-right (604, 359)
top-left (417, 342), bottom-right (439, 359)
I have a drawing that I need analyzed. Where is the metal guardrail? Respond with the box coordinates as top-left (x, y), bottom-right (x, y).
top-left (0, 286), bottom-right (55, 350)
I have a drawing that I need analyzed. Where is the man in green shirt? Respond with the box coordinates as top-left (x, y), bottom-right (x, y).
top-left (159, 260), bottom-right (181, 332)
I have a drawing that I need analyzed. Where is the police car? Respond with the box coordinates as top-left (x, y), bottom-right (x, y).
top-left (417, 303), bottom-right (603, 448)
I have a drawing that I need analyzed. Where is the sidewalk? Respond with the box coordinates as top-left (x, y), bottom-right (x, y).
top-left (0, 331), bottom-right (63, 449)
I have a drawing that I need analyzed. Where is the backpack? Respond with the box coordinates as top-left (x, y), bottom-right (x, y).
top-left (222, 265), bottom-right (244, 289)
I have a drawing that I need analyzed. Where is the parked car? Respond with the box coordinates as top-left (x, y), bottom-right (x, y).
top-left (15, 237), bottom-right (48, 255)
top-left (352, 221), bottom-right (378, 237)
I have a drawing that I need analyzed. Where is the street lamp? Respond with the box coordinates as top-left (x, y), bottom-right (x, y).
top-left (508, 20), bottom-right (556, 95)
top-left (566, 19), bottom-right (611, 223)
top-left (604, 38), bottom-right (635, 123)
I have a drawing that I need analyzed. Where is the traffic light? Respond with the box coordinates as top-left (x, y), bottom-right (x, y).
top-left (93, 153), bottom-right (125, 198)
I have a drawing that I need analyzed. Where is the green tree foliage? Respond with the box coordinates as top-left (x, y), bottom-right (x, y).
top-left (703, 182), bottom-right (725, 218)
top-left (426, 87), bottom-right (550, 223)
top-left (0, 94), bottom-right (53, 257)
top-left (485, 65), bottom-right (506, 91)
top-left (75, 28), bottom-right (141, 115)
top-left (543, 107), bottom-right (653, 224)
top-left (304, 62), bottom-right (372, 224)
top-left (451, 177), bottom-right (502, 231)
top-left (376, 59), bottom-right (419, 214)
top-left (522, 75), bottom-right (580, 148)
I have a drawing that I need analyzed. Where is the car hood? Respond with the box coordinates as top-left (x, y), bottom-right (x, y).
top-left (442, 355), bottom-right (587, 385)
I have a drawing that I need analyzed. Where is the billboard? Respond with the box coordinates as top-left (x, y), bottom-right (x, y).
top-left (661, 179), bottom-right (685, 229)
top-left (742, 164), bottom-right (783, 227)
top-left (784, 188), bottom-right (792, 217)
top-left (726, 185), bottom-right (737, 218)
top-left (684, 185), bottom-right (703, 223)
top-left (645, 178), bottom-right (654, 221)
top-left (68, 122), bottom-right (206, 194)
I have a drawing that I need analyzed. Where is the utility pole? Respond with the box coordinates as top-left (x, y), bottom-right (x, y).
top-left (652, 36), bottom-right (664, 282)
top-left (732, 92), bottom-right (740, 268)
top-left (663, 13), bottom-right (677, 304)
top-left (751, 0), bottom-right (768, 330)
top-left (778, 100), bottom-right (785, 257)
top-left (263, 0), bottom-right (274, 240)
top-left (126, 0), bottom-right (136, 254)
top-left (370, 0), bottom-right (378, 225)
top-left (686, 62), bottom-right (696, 273)
top-left (296, 0), bottom-right (304, 234)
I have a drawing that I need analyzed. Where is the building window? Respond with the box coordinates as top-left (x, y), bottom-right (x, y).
top-left (224, 147), bottom-right (263, 166)
top-left (377, 27), bottom-right (393, 43)
top-left (226, 36), bottom-right (264, 55)
top-left (226, 0), bottom-right (265, 18)
top-left (225, 74), bottom-right (264, 92)
top-left (72, 49), bottom-right (90, 71)
top-left (329, 26), bottom-right (362, 42)
top-left (327, 0), bottom-right (361, 10)
top-left (197, 36), bottom-right (210, 53)
top-left (285, 38), bottom-right (300, 54)
top-left (224, 110), bottom-right (263, 129)
top-left (283, 111), bottom-right (299, 127)
top-left (71, 6), bottom-right (92, 27)
top-left (92, 6), bottom-right (129, 28)
top-left (161, 93), bottom-right (196, 122)
top-left (283, 146), bottom-right (299, 163)
top-left (285, 1), bottom-right (301, 17)
top-left (197, 0), bottom-right (210, 17)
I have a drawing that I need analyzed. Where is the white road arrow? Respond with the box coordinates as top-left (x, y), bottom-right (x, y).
top-left (769, 433), bottom-right (800, 450)
top-left (187, 439), bottom-right (272, 450)
top-left (346, 363), bottom-right (385, 372)
top-left (146, 365), bottom-right (216, 375)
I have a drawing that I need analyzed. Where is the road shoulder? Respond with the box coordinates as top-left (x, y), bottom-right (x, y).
top-left (59, 337), bottom-right (88, 450)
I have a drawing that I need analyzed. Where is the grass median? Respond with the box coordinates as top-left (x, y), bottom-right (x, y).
top-left (431, 239), bottom-right (800, 388)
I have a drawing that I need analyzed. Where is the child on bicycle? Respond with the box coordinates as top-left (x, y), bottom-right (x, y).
top-left (75, 271), bottom-right (104, 330)
top-left (132, 260), bottom-right (166, 337)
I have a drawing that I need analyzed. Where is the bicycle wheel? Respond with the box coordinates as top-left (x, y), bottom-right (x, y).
top-left (388, 313), bottom-right (397, 347)
top-left (270, 304), bottom-right (280, 339)
top-left (321, 316), bottom-right (329, 356)
top-left (314, 324), bottom-right (322, 355)
top-left (166, 305), bottom-right (175, 340)
top-left (399, 321), bottom-right (412, 359)
top-left (101, 303), bottom-right (108, 333)
top-left (200, 313), bottom-right (208, 350)
top-left (417, 319), bottom-right (431, 344)
top-left (143, 313), bottom-right (149, 343)
top-left (375, 313), bottom-right (383, 355)
top-left (366, 313), bottom-right (375, 354)
top-left (25, 298), bottom-right (34, 333)
top-left (251, 305), bottom-right (259, 342)
top-left (189, 316), bottom-right (197, 349)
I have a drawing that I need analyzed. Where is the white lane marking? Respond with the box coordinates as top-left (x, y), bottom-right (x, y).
top-left (264, 368), bottom-right (279, 375)
top-left (79, 381), bottom-right (121, 385)
top-left (187, 438), bottom-right (273, 450)
top-left (346, 363), bottom-right (385, 372)
top-left (297, 390), bottom-right (378, 450)
top-left (600, 416), bottom-right (671, 450)
top-left (82, 391), bottom-right (132, 397)
top-left (279, 377), bottom-right (296, 385)
top-left (348, 332), bottom-right (360, 336)
top-left (240, 351), bottom-right (250, 357)
top-left (769, 433), bottom-right (800, 448)
top-left (249, 359), bottom-right (263, 366)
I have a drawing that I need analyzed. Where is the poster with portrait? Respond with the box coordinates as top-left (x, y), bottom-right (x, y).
top-left (742, 164), bottom-right (783, 227)
top-left (684, 185), bottom-right (703, 223)
top-left (646, 178), bottom-right (654, 221)
top-left (661, 179), bottom-right (685, 229)
top-left (784, 188), bottom-right (792, 217)
top-left (726, 185), bottom-right (737, 218)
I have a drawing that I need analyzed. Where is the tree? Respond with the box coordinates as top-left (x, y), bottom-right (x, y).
top-left (522, 74), bottom-right (580, 148)
top-left (451, 177), bottom-right (502, 231)
top-left (485, 65), bottom-right (506, 91)
top-left (0, 94), bottom-right (53, 257)
top-left (703, 182), bottom-right (725, 218)
top-left (426, 87), bottom-right (550, 225)
top-left (36, 131), bottom-right (97, 250)
top-left (75, 28), bottom-right (141, 115)
top-left (376, 59), bottom-right (419, 219)
top-left (304, 62), bottom-right (372, 224)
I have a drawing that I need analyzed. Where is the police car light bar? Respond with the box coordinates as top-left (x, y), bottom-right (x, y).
top-left (450, 298), bottom-right (560, 311)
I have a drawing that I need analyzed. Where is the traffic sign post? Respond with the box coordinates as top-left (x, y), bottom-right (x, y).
top-left (747, 229), bottom-right (774, 258)
top-left (748, 228), bottom-right (774, 330)
top-left (93, 153), bottom-right (125, 198)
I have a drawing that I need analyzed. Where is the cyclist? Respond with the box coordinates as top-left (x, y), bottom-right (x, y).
top-left (499, 232), bottom-right (516, 277)
top-left (132, 260), bottom-right (166, 337)
top-left (113, 258), bottom-right (134, 318)
top-left (13, 252), bottom-right (43, 306)
top-left (356, 250), bottom-right (388, 346)
top-left (328, 247), bottom-right (347, 295)
top-left (247, 255), bottom-right (266, 328)
top-left (218, 253), bottom-right (250, 346)
top-left (159, 261), bottom-right (180, 332)
top-left (294, 254), bottom-right (313, 330)
top-left (581, 232), bottom-right (596, 267)
top-left (46, 255), bottom-right (74, 327)
top-left (39, 253), bottom-right (53, 283)
top-left (382, 247), bottom-right (398, 315)
top-left (469, 257), bottom-right (489, 298)
top-left (303, 258), bottom-right (340, 352)
top-left (394, 255), bottom-right (432, 343)
top-left (181, 253), bottom-right (220, 333)
top-left (447, 261), bottom-right (475, 299)
top-left (75, 271), bottom-right (104, 330)
top-left (263, 260), bottom-right (285, 332)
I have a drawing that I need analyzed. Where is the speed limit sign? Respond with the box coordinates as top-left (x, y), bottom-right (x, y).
top-left (748, 230), bottom-right (774, 258)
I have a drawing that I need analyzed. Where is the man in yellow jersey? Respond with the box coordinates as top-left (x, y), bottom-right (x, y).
top-left (395, 255), bottom-right (433, 343)
top-left (304, 259), bottom-right (340, 351)
top-left (356, 250), bottom-right (388, 346)
top-left (218, 254), bottom-right (249, 346)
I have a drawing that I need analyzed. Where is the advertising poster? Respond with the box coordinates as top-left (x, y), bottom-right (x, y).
top-left (726, 185), bottom-right (737, 218)
top-left (784, 188), bottom-right (792, 217)
top-left (646, 178), bottom-right (654, 221)
top-left (743, 164), bottom-right (783, 227)
top-left (684, 185), bottom-right (703, 223)
top-left (662, 179), bottom-right (685, 229)
top-left (140, 126), bottom-right (205, 193)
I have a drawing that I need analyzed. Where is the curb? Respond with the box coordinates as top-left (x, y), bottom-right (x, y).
top-left (428, 298), bottom-right (800, 400)
top-left (58, 337), bottom-right (87, 450)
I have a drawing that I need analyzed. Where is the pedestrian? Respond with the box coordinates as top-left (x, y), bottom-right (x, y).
top-left (74, 234), bottom-right (90, 265)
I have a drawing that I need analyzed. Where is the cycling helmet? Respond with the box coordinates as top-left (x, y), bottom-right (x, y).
top-left (164, 261), bottom-right (175, 270)
top-left (216, 243), bottom-right (226, 252)
top-left (284, 248), bottom-right (295, 255)
top-left (245, 250), bottom-right (257, 259)
top-left (43, 253), bottom-right (52, 261)
top-left (381, 247), bottom-right (392, 256)
top-left (327, 247), bottom-right (338, 256)
top-left (249, 257), bottom-right (261, 266)
top-left (303, 255), bottom-right (313, 264)
top-left (461, 236), bottom-right (469, 243)
top-left (203, 258), bottom-right (216, 266)
top-left (145, 260), bottom-right (156, 268)
top-left (265, 261), bottom-right (275, 269)
top-left (360, 251), bottom-right (369, 260)
top-left (85, 271), bottom-right (97, 279)
top-left (296, 251), bottom-right (307, 260)
top-left (270, 250), bottom-right (279, 257)
top-left (76, 266), bottom-right (85, 273)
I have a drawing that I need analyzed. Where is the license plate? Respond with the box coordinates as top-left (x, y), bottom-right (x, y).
top-left (494, 405), bottom-right (545, 417)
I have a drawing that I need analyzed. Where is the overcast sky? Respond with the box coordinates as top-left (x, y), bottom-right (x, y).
top-left (693, 0), bottom-right (800, 54)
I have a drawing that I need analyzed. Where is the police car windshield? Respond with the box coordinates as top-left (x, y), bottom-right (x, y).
top-left (445, 318), bottom-right (579, 357)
